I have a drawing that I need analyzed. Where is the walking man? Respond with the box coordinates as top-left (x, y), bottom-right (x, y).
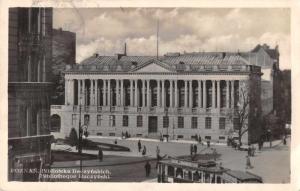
top-left (190, 144), bottom-right (194, 155)
top-left (193, 144), bottom-right (198, 155)
top-left (98, 148), bottom-right (103, 162)
top-left (145, 161), bottom-right (151, 177)
top-left (156, 146), bottom-right (160, 156)
top-left (138, 140), bottom-right (142, 152)
top-left (142, 145), bottom-right (147, 156)
top-left (246, 155), bottom-right (253, 169)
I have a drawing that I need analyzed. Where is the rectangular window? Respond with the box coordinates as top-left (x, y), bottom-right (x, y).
top-left (137, 115), bottom-right (143, 127)
top-left (233, 118), bottom-right (240, 130)
top-left (109, 115), bottom-right (116, 127)
top-left (136, 134), bottom-right (142, 137)
top-left (97, 115), bottom-right (102, 126)
top-left (84, 114), bottom-right (90, 125)
top-left (219, 117), bottom-right (226, 129)
top-left (123, 115), bottom-right (129, 127)
top-left (219, 136), bottom-right (225, 140)
top-left (72, 114), bottom-right (77, 126)
top-left (191, 117), bottom-right (198, 129)
top-left (178, 116), bottom-right (184, 128)
top-left (163, 116), bottom-right (169, 128)
top-left (97, 132), bottom-right (102, 136)
top-left (177, 135), bottom-right (184, 139)
top-left (205, 136), bottom-right (211, 140)
top-left (109, 133), bottom-right (115, 136)
top-left (205, 117), bottom-right (212, 129)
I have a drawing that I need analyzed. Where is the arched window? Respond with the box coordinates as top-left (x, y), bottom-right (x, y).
top-left (50, 114), bottom-right (61, 132)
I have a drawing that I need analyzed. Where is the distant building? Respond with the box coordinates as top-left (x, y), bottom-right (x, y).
top-left (8, 8), bottom-right (53, 181)
top-left (51, 45), bottom-right (263, 144)
top-left (51, 28), bottom-right (76, 105)
top-left (250, 44), bottom-right (280, 115)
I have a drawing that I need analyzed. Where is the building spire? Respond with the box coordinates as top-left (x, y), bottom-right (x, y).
top-left (124, 42), bottom-right (127, 56)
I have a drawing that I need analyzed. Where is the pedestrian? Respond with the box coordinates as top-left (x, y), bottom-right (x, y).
top-left (98, 148), bottom-right (103, 162)
top-left (121, 132), bottom-right (125, 139)
top-left (193, 144), bottom-right (197, 155)
top-left (156, 146), bottom-right (160, 156)
top-left (145, 161), bottom-right (151, 177)
top-left (198, 135), bottom-right (202, 143)
top-left (125, 131), bottom-right (129, 138)
top-left (190, 144), bottom-right (194, 155)
top-left (247, 144), bottom-right (251, 156)
top-left (283, 136), bottom-right (287, 145)
top-left (138, 140), bottom-right (142, 152)
top-left (114, 139), bottom-right (118, 144)
top-left (142, 145), bottom-right (147, 156)
top-left (246, 155), bottom-right (253, 169)
top-left (207, 140), bottom-right (210, 148)
top-left (213, 148), bottom-right (217, 161)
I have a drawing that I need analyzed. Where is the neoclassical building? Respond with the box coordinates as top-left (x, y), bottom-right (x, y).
top-left (51, 50), bottom-right (262, 144)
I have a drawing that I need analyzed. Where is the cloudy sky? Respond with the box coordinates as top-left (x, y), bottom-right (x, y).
top-left (53, 8), bottom-right (290, 69)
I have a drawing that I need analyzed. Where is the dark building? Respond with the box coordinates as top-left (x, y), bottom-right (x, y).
top-left (51, 28), bottom-right (76, 105)
top-left (8, 8), bottom-right (53, 181)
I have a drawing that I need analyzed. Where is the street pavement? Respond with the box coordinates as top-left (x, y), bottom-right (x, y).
top-left (88, 136), bottom-right (291, 183)
top-left (50, 136), bottom-right (290, 183)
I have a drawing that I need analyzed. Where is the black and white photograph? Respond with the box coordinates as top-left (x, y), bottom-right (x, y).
top-left (1, 1), bottom-right (297, 190)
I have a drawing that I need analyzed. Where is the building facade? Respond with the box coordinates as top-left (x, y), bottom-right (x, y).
top-left (51, 52), bottom-right (262, 144)
top-left (8, 8), bottom-right (53, 181)
top-left (51, 28), bottom-right (76, 105)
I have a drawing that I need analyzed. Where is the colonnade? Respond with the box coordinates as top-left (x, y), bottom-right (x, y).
top-left (65, 79), bottom-right (238, 109)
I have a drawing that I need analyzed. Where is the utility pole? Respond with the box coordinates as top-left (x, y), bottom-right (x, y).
top-left (156, 19), bottom-right (159, 59)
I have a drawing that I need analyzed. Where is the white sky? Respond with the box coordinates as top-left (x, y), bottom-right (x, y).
top-left (53, 8), bottom-right (290, 70)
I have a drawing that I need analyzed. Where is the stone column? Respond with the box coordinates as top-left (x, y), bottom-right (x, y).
top-left (226, 80), bottom-right (229, 108)
top-left (90, 79), bottom-right (94, 105)
top-left (116, 80), bottom-right (119, 106)
top-left (203, 80), bottom-right (206, 108)
top-left (198, 80), bottom-right (202, 108)
top-left (184, 80), bottom-right (188, 108)
top-left (189, 80), bottom-right (193, 108)
top-left (95, 80), bottom-right (98, 106)
top-left (135, 79), bottom-right (138, 107)
top-left (217, 80), bottom-right (220, 108)
top-left (78, 80), bottom-right (81, 105)
top-left (212, 80), bottom-right (215, 108)
top-left (175, 80), bottom-right (178, 108)
top-left (107, 79), bottom-right (111, 106)
top-left (103, 80), bottom-right (107, 106)
top-left (162, 80), bottom-right (165, 108)
top-left (130, 80), bottom-right (133, 107)
top-left (170, 80), bottom-right (173, 107)
top-left (121, 79), bottom-right (124, 107)
top-left (64, 79), bottom-right (69, 105)
top-left (147, 80), bottom-right (150, 107)
top-left (231, 80), bottom-right (235, 108)
top-left (69, 79), bottom-right (74, 105)
top-left (82, 80), bottom-right (86, 105)
top-left (157, 80), bottom-right (160, 107)
top-left (142, 80), bottom-right (146, 107)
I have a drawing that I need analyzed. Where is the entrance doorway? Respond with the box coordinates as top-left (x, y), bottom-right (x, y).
top-left (148, 116), bottom-right (158, 133)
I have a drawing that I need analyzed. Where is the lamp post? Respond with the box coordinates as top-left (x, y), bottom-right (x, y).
top-left (78, 96), bottom-right (83, 181)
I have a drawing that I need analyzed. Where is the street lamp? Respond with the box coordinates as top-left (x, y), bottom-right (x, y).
top-left (78, 96), bottom-right (83, 181)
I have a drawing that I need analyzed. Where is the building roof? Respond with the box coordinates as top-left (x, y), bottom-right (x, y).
top-left (69, 52), bottom-right (254, 73)
top-left (225, 170), bottom-right (262, 182)
top-left (251, 44), bottom-right (279, 60)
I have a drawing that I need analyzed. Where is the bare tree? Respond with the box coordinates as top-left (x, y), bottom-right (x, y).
top-left (227, 83), bottom-right (250, 146)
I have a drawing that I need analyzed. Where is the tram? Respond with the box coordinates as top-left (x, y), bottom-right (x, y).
top-left (157, 155), bottom-right (262, 183)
